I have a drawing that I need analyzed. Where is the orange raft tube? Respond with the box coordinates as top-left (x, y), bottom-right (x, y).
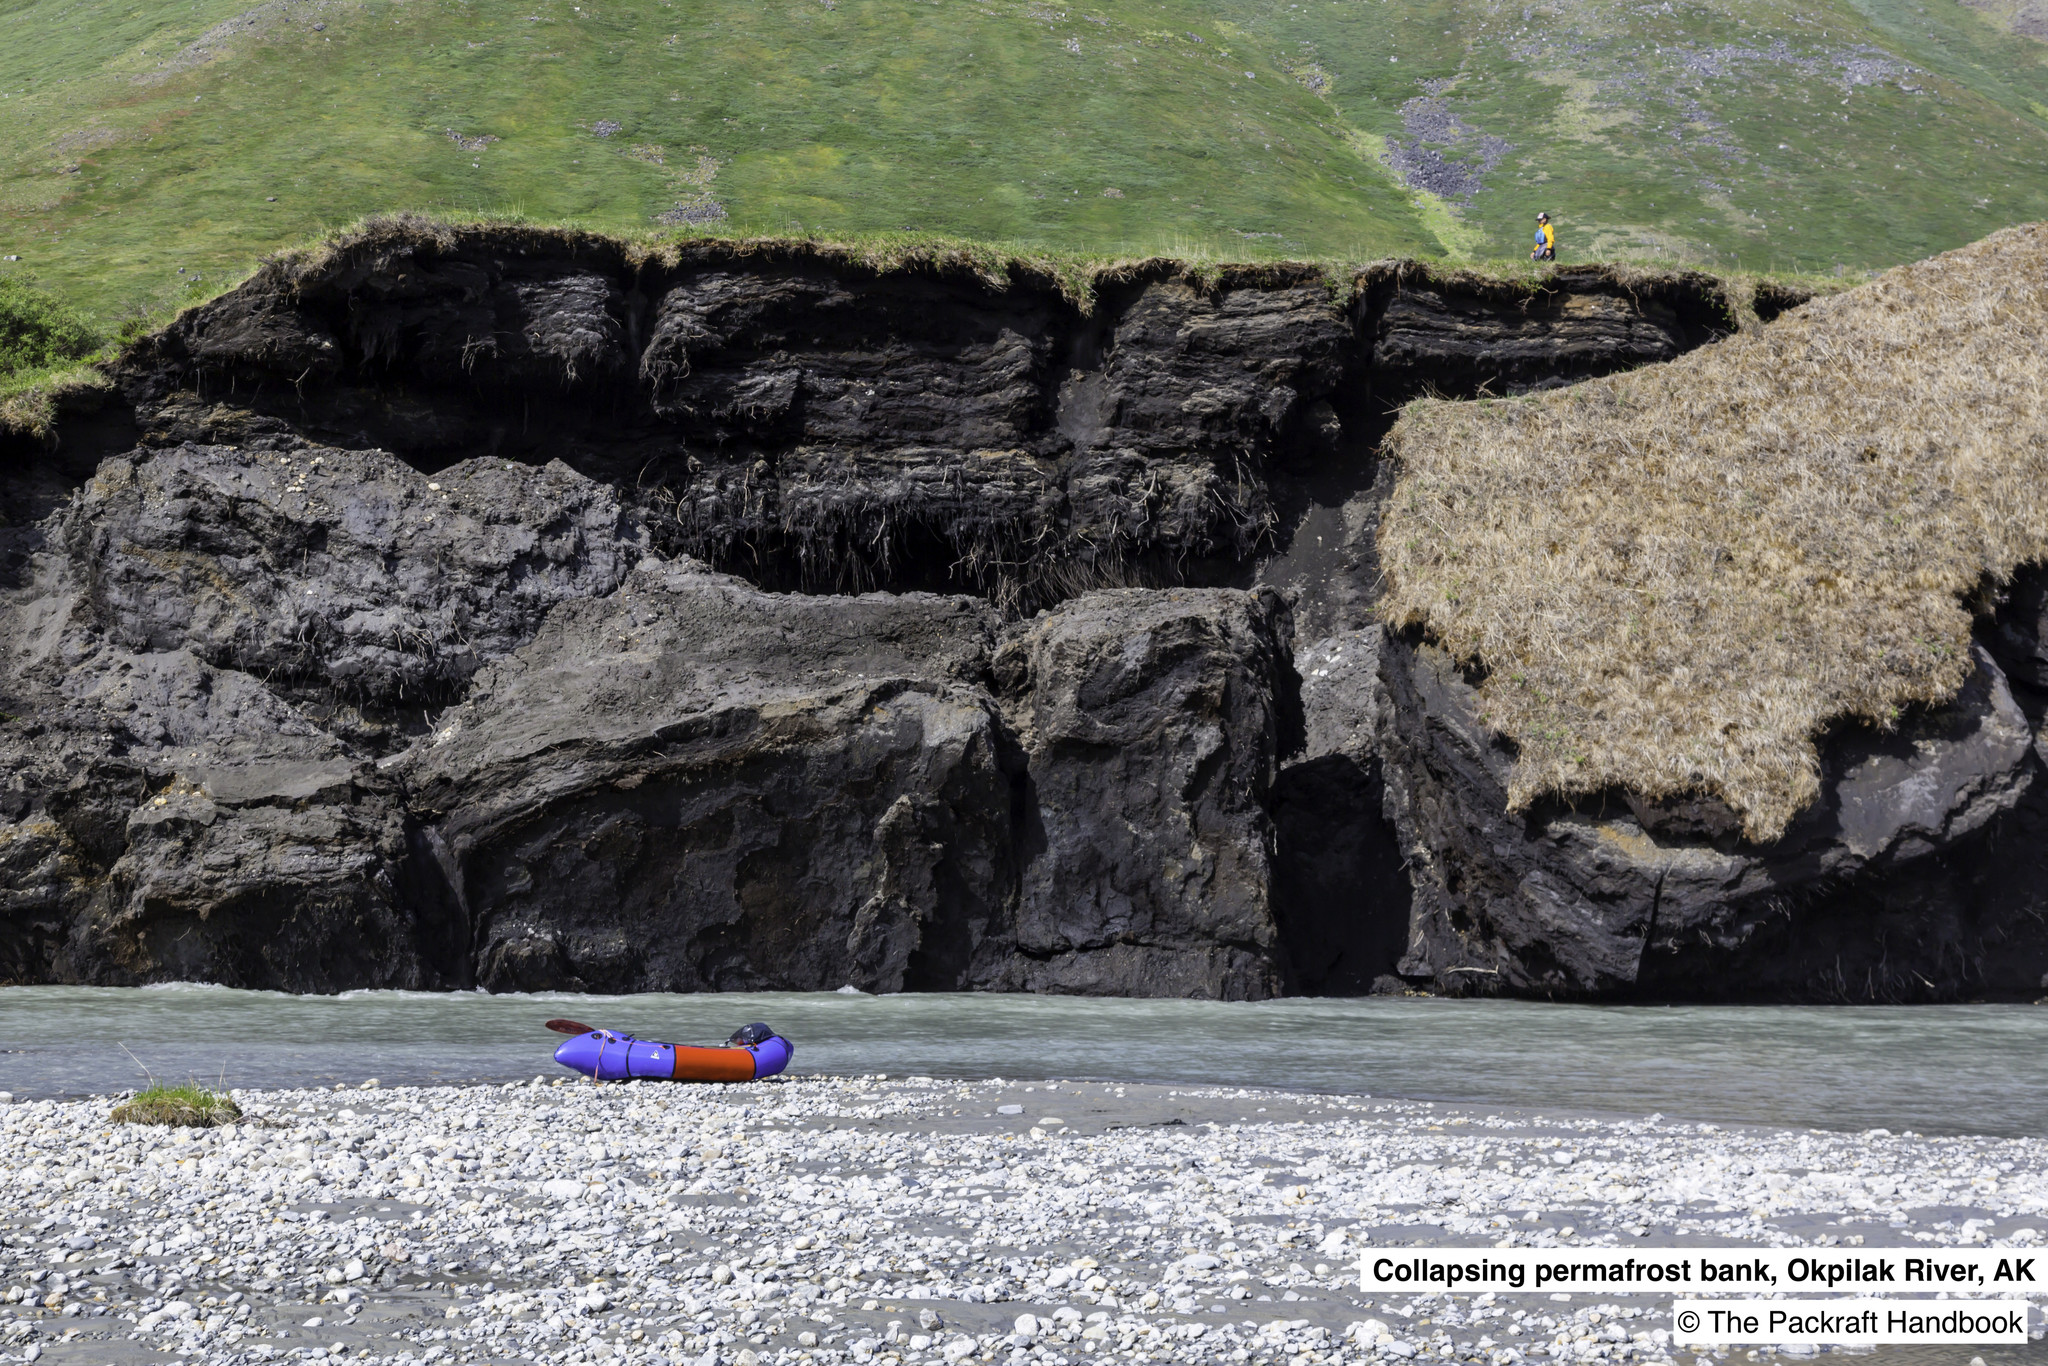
top-left (547, 1019), bottom-right (793, 1082)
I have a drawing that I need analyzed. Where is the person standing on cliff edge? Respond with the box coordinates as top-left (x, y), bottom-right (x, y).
top-left (1532, 212), bottom-right (1556, 261)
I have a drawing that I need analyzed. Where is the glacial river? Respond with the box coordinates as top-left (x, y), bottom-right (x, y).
top-left (3, 986), bottom-right (2043, 1137)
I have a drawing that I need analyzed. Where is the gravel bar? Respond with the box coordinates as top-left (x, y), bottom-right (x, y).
top-left (4, 1076), bottom-right (2046, 1366)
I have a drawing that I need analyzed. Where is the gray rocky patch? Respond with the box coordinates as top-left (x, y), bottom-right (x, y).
top-left (407, 559), bottom-right (1016, 996)
top-left (1, 1079), bottom-right (2041, 1366)
top-left (1674, 39), bottom-right (1913, 92)
top-left (1383, 97), bottom-right (1511, 204)
top-left (64, 445), bottom-right (643, 723)
top-left (657, 202), bottom-right (729, 227)
top-left (1964, 0), bottom-right (2048, 40)
top-left (990, 588), bottom-right (1295, 999)
top-left (133, 0), bottom-right (338, 86)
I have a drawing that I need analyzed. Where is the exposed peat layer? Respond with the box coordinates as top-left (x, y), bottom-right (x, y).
top-left (12, 214), bottom-right (2046, 1002)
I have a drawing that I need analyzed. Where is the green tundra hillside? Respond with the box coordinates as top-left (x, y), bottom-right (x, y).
top-left (4, 0), bottom-right (2048, 325)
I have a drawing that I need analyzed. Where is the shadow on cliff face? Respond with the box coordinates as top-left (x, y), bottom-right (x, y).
top-left (1270, 754), bottom-right (1413, 994)
top-left (0, 409), bottom-right (132, 589)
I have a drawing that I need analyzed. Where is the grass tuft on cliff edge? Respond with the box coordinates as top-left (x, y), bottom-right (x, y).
top-left (1379, 220), bottom-right (2048, 843)
top-left (0, 276), bottom-right (112, 442)
top-left (280, 208), bottom-right (1459, 308)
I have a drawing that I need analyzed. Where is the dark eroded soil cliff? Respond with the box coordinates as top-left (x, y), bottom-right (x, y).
top-left (18, 222), bottom-right (2028, 1000)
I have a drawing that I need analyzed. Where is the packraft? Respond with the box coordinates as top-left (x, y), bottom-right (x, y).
top-left (546, 1019), bottom-right (792, 1082)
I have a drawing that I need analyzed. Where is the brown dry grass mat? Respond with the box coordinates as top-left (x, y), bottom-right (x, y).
top-left (1379, 222), bottom-right (2048, 842)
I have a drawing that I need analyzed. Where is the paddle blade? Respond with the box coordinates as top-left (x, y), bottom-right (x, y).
top-left (545, 1018), bottom-right (597, 1035)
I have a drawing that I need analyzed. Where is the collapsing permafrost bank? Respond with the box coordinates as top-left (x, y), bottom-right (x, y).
top-left (3, 216), bottom-right (2047, 1001)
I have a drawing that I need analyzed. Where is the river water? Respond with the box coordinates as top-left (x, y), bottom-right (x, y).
top-left (4, 986), bottom-right (2043, 1138)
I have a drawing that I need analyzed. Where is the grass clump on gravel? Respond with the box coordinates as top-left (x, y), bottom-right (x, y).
top-left (110, 1082), bottom-right (243, 1128)
top-left (1378, 221), bottom-right (2048, 843)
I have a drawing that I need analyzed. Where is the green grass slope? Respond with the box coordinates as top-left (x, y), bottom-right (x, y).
top-left (0, 0), bottom-right (1446, 323)
top-left (3, 0), bottom-right (2046, 325)
top-left (1255, 0), bottom-right (2048, 273)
